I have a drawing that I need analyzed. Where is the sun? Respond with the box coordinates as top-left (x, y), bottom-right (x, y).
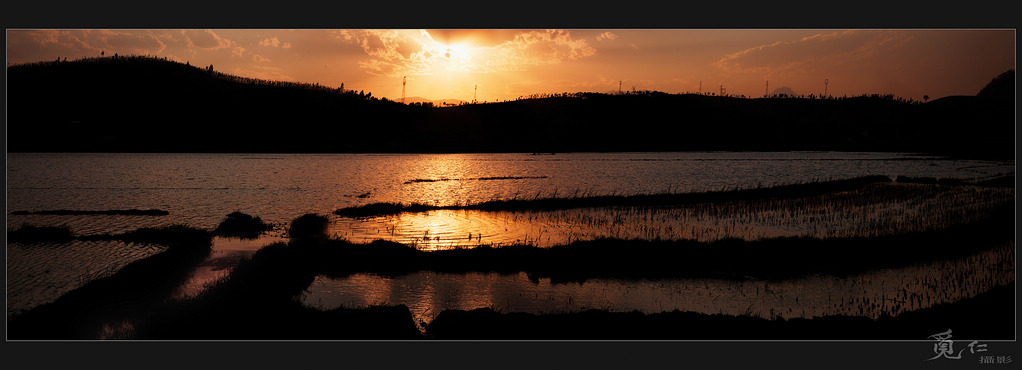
top-left (444, 43), bottom-right (472, 62)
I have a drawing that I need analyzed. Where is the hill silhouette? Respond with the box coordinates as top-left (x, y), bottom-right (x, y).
top-left (6, 56), bottom-right (1014, 158)
top-left (977, 69), bottom-right (1014, 101)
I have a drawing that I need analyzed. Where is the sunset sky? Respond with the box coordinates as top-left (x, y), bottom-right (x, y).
top-left (6, 29), bottom-right (1015, 102)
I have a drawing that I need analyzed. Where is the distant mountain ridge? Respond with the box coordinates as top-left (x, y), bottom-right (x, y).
top-left (6, 57), bottom-right (1014, 158)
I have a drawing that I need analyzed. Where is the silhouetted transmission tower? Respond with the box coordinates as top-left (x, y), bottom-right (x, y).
top-left (402, 76), bottom-right (407, 104)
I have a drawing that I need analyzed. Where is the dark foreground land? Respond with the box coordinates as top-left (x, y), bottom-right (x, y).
top-left (6, 179), bottom-right (1015, 340)
top-left (424, 282), bottom-right (1016, 340)
top-left (6, 57), bottom-right (1015, 158)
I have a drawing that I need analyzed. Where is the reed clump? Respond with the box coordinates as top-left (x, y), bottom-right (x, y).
top-left (213, 211), bottom-right (273, 238)
top-left (288, 213), bottom-right (331, 242)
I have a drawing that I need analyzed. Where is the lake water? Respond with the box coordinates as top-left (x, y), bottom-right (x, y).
top-left (5, 152), bottom-right (1015, 322)
top-left (7, 152), bottom-right (1013, 236)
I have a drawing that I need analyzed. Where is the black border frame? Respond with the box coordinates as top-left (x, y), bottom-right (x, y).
top-left (3, 1), bottom-right (1017, 368)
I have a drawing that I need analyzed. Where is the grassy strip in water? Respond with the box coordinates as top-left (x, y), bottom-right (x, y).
top-left (319, 203), bottom-right (1014, 282)
top-left (424, 282), bottom-right (1015, 340)
top-left (338, 175), bottom-right (895, 217)
top-left (7, 224), bottom-right (76, 243)
top-left (7, 225), bottom-right (213, 339)
top-left (77, 224), bottom-right (213, 245)
top-left (10, 209), bottom-right (170, 215)
top-left (895, 173), bottom-right (1015, 187)
top-left (404, 176), bottom-right (549, 184)
top-left (335, 201), bottom-right (436, 217)
top-left (11, 223), bottom-right (233, 245)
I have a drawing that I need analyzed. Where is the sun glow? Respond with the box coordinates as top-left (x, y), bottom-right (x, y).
top-left (438, 42), bottom-right (474, 72)
top-left (444, 43), bottom-right (470, 59)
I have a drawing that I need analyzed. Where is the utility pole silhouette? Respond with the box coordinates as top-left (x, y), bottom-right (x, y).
top-left (619, 81), bottom-right (622, 94)
top-left (824, 79), bottom-right (829, 97)
top-left (473, 85), bottom-right (477, 103)
top-left (402, 76), bottom-right (407, 104)
top-left (765, 80), bottom-right (769, 97)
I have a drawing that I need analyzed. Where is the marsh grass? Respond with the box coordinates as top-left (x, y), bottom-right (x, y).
top-left (425, 282), bottom-right (1015, 339)
top-left (289, 213), bottom-right (331, 241)
top-left (525, 181), bottom-right (1014, 241)
top-left (310, 201), bottom-right (1014, 282)
top-left (212, 211), bottom-right (273, 238)
top-left (334, 202), bottom-right (435, 217)
top-left (78, 224), bottom-right (213, 245)
top-left (11, 171), bottom-right (1014, 340)
top-left (337, 176), bottom-right (896, 217)
top-left (333, 178), bottom-right (1013, 249)
top-left (404, 176), bottom-right (549, 184)
top-left (11, 206), bottom-right (1011, 340)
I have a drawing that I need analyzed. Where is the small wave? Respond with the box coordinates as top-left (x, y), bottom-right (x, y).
top-left (9, 187), bottom-right (232, 190)
top-left (10, 209), bottom-right (170, 216)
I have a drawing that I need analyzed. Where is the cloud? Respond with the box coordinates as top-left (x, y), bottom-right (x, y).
top-left (357, 59), bottom-right (403, 76)
top-left (335, 29), bottom-right (434, 76)
top-left (713, 30), bottom-right (911, 77)
top-left (181, 30), bottom-right (232, 50)
top-left (596, 32), bottom-right (618, 42)
top-left (495, 30), bottom-right (597, 65)
top-left (93, 30), bottom-right (167, 55)
top-left (7, 30), bottom-right (168, 60)
top-left (252, 54), bottom-right (271, 63)
top-left (336, 29), bottom-right (599, 77)
top-left (258, 37), bottom-right (291, 48)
